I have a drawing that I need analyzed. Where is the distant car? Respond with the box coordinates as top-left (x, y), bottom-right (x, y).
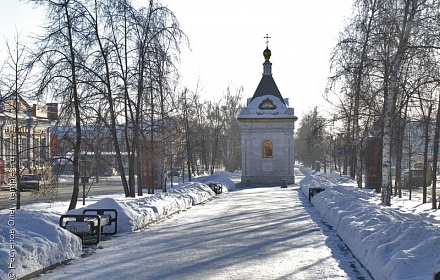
top-left (20, 174), bottom-right (40, 191)
top-left (168, 168), bottom-right (181, 177)
top-left (402, 163), bottom-right (433, 188)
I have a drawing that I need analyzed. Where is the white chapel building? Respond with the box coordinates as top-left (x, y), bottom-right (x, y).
top-left (237, 46), bottom-right (298, 185)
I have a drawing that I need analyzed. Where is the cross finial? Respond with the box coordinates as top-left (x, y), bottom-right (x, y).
top-left (264, 34), bottom-right (271, 48)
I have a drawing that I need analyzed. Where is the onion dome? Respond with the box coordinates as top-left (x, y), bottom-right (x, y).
top-left (263, 47), bottom-right (271, 60)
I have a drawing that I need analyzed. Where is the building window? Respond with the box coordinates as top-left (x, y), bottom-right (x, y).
top-left (262, 140), bottom-right (273, 158)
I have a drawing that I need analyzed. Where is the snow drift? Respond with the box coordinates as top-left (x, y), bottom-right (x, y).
top-left (0, 182), bottom-right (216, 279)
top-left (301, 172), bottom-right (440, 280)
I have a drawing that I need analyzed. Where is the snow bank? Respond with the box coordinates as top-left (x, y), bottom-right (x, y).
top-left (194, 171), bottom-right (237, 191)
top-left (0, 209), bottom-right (82, 280)
top-left (64, 182), bottom-right (215, 232)
top-left (168, 182), bottom-right (216, 205)
top-left (3, 170), bottom-right (440, 279)
top-left (0, 181), bottom-right (216, 279)
top-left (301, 172), bottom-right (440, 280)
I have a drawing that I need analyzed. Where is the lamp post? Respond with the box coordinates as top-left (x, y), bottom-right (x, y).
top-left (181, 150), bottom-right (187, 183)
top-left (337, 133), bottom-right (344, 177)
top-left (14, 91), bottom-right (21, 209)
top-left (406, 120), bottom-right (415, 200)
top-left (293, 115), bottom-right (298, 184)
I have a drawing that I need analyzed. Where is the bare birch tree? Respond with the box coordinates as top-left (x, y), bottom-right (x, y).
top-left (328, 0), bottom-right (440, 206)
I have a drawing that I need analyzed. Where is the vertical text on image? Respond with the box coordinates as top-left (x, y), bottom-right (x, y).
top-left (8, 155), bottom-right (17, 279)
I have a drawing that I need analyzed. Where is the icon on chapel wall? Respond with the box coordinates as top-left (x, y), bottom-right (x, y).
top-left (262, 140), bottom-right (273, 158)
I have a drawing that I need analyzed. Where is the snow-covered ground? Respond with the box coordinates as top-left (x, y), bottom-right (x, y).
top-left (1, 170), bottom-right (440, 279)
top-left (300, 168), bottom-right (440, 280)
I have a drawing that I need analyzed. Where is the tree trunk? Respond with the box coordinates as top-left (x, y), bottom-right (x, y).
top-left (422, 104), bottom-right (432, 203)
top-left (381, 0), bottom-right (417, 206)
top-left (433, 95), bottom-right (440, 209)
top-left (65, 3), bottom-right (81, 211)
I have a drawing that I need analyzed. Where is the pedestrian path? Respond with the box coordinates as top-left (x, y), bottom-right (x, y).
top-left (40, 186), bottom-right (371, 280)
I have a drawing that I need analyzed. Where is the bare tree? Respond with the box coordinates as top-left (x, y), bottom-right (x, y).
top-left (55, 0), bottom-right (185, 198)
top-left (294, 108), bottom-right (327, 169)
top-left (219, 86), bottom-right (243, 172)
top-left (0, 31), bottom-right (34, 209)
top-left (327, 0), bottom-right (382, 186)
top-left (328, 0), bottom-right (440, 206)
top-left (31, 0), bottom-right (90, 210)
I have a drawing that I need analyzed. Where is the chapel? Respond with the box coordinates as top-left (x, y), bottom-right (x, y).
top-left (237, 43), bottom-right (297, 185)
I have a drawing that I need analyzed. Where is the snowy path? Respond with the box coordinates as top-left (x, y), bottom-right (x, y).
top-left (40, 186), bottom-right (371, 280)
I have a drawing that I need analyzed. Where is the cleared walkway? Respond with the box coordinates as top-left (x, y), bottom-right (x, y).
top-left (41, 186), bottom-right (371, 280)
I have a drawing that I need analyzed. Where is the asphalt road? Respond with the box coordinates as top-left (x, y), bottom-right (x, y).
top-left (7, 170), bottom-right (429, 211)
top-left (0, 176), bottom-right (126, 210)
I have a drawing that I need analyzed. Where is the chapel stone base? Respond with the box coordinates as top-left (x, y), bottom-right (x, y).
top-left (241, 175), bottom-right (294, 186)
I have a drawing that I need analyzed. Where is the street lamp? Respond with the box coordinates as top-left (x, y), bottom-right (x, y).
top-left (293, 115), bottom-right (298, 184)
top-left (336, 133), bottom-right (344, 176)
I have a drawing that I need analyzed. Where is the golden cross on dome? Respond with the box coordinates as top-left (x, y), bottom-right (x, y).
top-left (264, 34), bottom-right (271, 48)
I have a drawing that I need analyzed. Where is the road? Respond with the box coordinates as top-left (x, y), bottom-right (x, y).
top-left (0, 168), bottom-right (307, 210)
top-left (40, 183), bottom-right (370, 280)
top-left (0, 176), bottom-right (125, 210)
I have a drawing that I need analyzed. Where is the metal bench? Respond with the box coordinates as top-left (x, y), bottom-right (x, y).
top-left (308, 187), bottom-right (326, 202)
top-left (207, 182), bottom-right (223, 194)
top-left (59, 208), bottom-right (118, 245)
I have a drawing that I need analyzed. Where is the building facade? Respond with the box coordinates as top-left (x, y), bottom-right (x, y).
top-left (0, 96), bottom-right (57, 184)
top-left (237, 47), bottom-right (297, 185)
